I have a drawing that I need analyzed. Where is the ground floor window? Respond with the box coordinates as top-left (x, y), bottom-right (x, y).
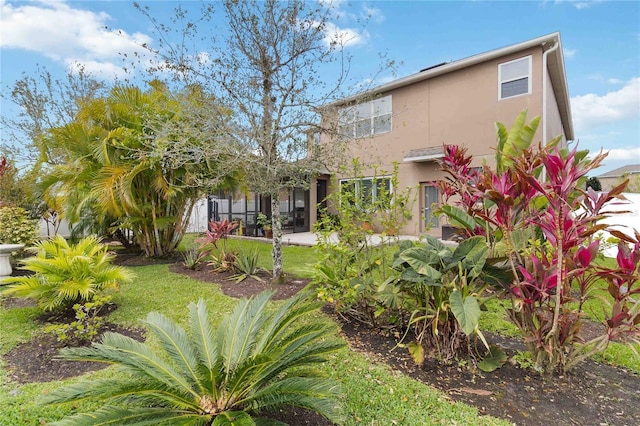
top-left (339, 177), bottom-right (392, 209)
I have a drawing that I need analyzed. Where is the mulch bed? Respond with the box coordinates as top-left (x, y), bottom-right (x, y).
top-left (3, 322), bottom-right (145, 384)
top-left (3, 255), bottom-right (639, 426)
top-left (168, 263), bottom-right (312, 300)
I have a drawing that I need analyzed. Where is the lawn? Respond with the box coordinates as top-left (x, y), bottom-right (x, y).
top-left (0, 239), bottom-right (509, 426)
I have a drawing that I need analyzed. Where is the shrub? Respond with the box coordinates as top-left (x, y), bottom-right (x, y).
top-left (1, 235), bottom-right (132, 312)
top-left (437, 111), bottom-right (640, 373)
top-left (181, 245), bottom-right (208, 270)
top-left (313, 160), bottom-right (414, 326)
top-left (205, 218), bottom-right (238, 248)
top-left (381, 236), bottom-right (510, 364)
top-left (0, 206), bottom-right (38, 247)
top-left (42, 291), bottom-right (345, 425)
top-left (45, 296), bottom-right (112, 345)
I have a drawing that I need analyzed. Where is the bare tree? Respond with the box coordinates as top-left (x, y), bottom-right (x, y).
top-left (136, 0), bottom-right (387, 282)
top-left (1, 65), bottom-right (105, 168)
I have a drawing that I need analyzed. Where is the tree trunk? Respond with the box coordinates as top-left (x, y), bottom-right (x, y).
top-left (271, 196), bottom-right (284, 284)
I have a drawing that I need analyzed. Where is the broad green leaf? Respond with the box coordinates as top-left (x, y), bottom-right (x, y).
top-left (449, 291), bottom-right (481, 335)
top-left (450, 236), bottom-right (488, 278)
top-left (439, 205), bottom-right (477, 232)
top-left (407, 341), bottom-right (425, 366)
top-left (477, 345), bottom-right (508, 372)
top-left (398, 247), bottom-right (442, 281)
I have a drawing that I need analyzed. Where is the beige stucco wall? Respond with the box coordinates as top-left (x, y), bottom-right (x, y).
top-left (319, 45), bottom-right (569, 238)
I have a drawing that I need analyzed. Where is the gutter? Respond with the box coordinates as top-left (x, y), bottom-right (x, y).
top-left (542, 40), bottom-right (559, 147)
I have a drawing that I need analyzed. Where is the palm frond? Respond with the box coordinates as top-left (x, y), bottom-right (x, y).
top-left (143, 311), bottom-right (204, 393)
top-left (188, 299), bottom-right (222, 397)
top-left (218, 291), bottom-right (273, 374)
top-left (44, 292), bottom-right (343, 425)
top-left (47, 405), bottom-right (208, 426)
top-left (58, 332), bottom-right (199, 399)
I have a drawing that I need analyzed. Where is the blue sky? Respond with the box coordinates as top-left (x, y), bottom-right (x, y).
top-left (1, 0), bottom-right (639, 174)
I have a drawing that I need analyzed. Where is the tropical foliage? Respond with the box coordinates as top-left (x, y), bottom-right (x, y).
top-left (1, 236), bottom-right (131, 311)
top-left (42, 291), bottom-right (344, 425)
top-left (0, 206), bottom-right (38, 246)
top-left (230, 248), bottom-right (264, 283)
top-left (38, 82), bottom-right (238, 257)
top-left (313, 160), bottom-right (416, 325)
top-left (380, 236), bottom-right (509, 364)
top-left (45, 296), bottom-right (112, 345)
top-left (437, 110), bottom-right (640, 373)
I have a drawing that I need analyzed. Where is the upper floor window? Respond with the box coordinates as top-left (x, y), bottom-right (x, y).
top-left (498, 56), bottom-right (531, 100)
top-left (338, 95), bottom-right (392, 138)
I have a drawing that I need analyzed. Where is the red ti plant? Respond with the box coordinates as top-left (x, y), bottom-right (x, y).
top-left (199, 219), bottom-right (239, 272)
top-left (435, 145), bottom-right (486, 239)
top-left (204, 218), bottom-right (238, 249)
top-left (507, 144), bottom-right (636, 372)
top-left (437, 113), bottom-right (638, 373)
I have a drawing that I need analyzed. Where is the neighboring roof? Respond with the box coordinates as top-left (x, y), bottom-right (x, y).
top-left (597, 164), bottom-right (640, 178)
top-left (333, 32), bottom-right (574, 140)
top-left (403, 146), bottom-right (444, 162)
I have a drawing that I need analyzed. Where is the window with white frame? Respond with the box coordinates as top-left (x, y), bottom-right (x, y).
top-left (338, 95), bottom-right (392, 138)
top-left (498, 56), bottom-right (531, 100)
top-left (339, 177), bottom-right (392, 209)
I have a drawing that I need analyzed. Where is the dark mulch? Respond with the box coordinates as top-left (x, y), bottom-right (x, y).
top-left (168, 262), bottom-right (312, 300)
top-left (337, 317), bottom-right (640, 426)
top-left (3, 253), bottom-right (639, 426)
top-left (3, 322), bottom-right (145, 384)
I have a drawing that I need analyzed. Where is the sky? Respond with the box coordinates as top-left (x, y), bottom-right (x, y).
top-left (1, 0), bottom-right (639, 175)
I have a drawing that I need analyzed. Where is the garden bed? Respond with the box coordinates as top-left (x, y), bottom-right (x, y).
top-left (2, 257), bottom-right (638, 425)
top-left (170, 261), bottom-right (640, 426)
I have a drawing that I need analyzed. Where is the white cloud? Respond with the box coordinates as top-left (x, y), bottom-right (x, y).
top-left (362, 5), bottom-right (385, 23)
top-left (603, 147), bottom-right (640, 162)
top-left (323, 22), bottom-right (368, 48)
top-left (563, 48), bottom-right (576, 59)
top-left (607, 78), bottom-right (624, 84)
top-left (0, 0), bottom-right (152, 80)
top-left (571, 77), bottom-right (640, 133)
top-left (553, 0), bottom-right (604, 9)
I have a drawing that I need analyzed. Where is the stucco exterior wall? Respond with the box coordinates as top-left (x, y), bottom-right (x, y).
top-left (322, 46), bottom-right (554, 237)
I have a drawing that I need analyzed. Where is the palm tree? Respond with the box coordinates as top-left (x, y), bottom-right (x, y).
top-left (40, 82), bottom-right (238, 257)
top-left (42, 291), bottom-right (344, 425)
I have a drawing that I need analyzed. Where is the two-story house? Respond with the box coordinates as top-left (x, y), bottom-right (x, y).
top-left (310, 32), bottom-right (574, 238)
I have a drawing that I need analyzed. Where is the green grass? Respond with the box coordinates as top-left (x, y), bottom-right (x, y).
top-left (180, 233), bottom-right (319, 278)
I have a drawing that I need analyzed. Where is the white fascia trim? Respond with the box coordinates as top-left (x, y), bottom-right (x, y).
top-left (403, 154), bottom-right (445, 162)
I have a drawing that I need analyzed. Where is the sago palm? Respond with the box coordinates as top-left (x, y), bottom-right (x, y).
top-left (42, 290), bottom-right (344, 425)
top-left (1, 235), bottom-right (132, 311)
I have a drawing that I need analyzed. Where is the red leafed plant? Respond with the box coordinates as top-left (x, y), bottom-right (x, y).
top-left (204, 218), bottom-right (238, 248)
top-left (0, 157), bottom-right (8, 178)
top-left (437, 111), bottom-right (639, 374)
top-left (200, 219), bottom-right (239, 272)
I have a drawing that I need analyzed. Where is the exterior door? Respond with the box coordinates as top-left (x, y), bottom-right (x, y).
top-left (422, 184), bottom-right (439, 232)
top-left (293, 187), bottom-right (310, 233)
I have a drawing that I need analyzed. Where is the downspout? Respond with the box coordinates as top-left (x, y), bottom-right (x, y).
top-left (541, 40), bottom-right (559, 182)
